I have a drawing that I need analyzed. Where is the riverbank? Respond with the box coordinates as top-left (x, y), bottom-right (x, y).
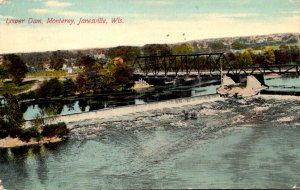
top-left (0, 136), bottom-right (62, 148)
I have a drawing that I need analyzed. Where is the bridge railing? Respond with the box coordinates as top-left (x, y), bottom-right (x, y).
top-left (133, 53), bottom-right (300, 77)
top-left (133, 53), bottom-right (231, 76)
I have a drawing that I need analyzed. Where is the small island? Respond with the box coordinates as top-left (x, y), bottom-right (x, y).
top-left (0, 94), bottom-right (69, 149)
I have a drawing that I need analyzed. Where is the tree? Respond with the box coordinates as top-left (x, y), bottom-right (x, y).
top-left (226, 51), bottom-right (238, 66)
top-left (263, 48), bottom-right (275, 65)
top-left (238, 49), bottom-right (253, 66)
top-left (0, 63), bottom-right (9, 85)
top-left (274, 49), bottom-right (289, 64)
top-left (208, 42), bottom-right (225, 52)
top-left (279, 44), bottom-right (290, 50)
top-left (98, 73), bottom-right (115, 92)
top-left (79, 55), bottom-right (97, 70)
top-left (50, 51), bottom-right (65, 70)
top-left (142, 44), bottom-right (171, 56)
top-left (87, 71), bottom-right (100, 93)
top-left (0, 93), bottom-right (24, 136)
top-left (172, 44), bottom-right (193, 54)
top-left (77, 55), bottom-right (100, 93)
top-left (36, 78), bottom-right (62, 98)
top-left (4, 54), bottom-right (28, 86)
top-left (113, 64), bottom-right (134, 90)
top-left (290, 46), bottom-right (300, 63)
top-left (63, 78), bottom-right (77, 96)
top-left (76, 73), bottom-right (88, 94)
top-left (231, 40), bottom-right (246, 50)
top-left (107, 46), bottom-right (140, 64)
top-left (253, 54), bottom-right (266, 66)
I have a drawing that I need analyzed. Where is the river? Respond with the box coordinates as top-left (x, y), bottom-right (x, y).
top-left (0, 75), bottom-right (299, 189)
top-left (22, 74), bottom-right (300, 121)
top-left (22, 77), bottom-right (220, 120)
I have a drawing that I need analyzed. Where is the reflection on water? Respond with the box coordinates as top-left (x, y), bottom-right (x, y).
top-left (22, 74), bottom-right (300, 120)
top-left (1, 126), bottom-right (299, 189)
top-left (22, 78), bottom-right (220, 120)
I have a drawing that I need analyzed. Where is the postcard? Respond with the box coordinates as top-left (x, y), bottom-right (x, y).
top-left (0, 0), bottom-right (300, 189)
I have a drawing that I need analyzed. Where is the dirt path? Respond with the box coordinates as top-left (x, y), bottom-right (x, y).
top-left (17, 76), bottom-right (67, 95)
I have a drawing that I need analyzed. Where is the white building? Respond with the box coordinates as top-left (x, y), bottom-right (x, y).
top-left (94, 53), bottom-right (106, 60)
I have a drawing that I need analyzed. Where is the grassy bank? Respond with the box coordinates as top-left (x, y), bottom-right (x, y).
top-left (26, 70), bottom-right (67, 77)
top-left (0, 81), bottom-right (35, 95)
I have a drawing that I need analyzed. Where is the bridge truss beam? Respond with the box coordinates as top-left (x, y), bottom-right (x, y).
top-left (134, 53), bottom-right (300, 77)
top-left (133, 53), bottom-right (232, 77)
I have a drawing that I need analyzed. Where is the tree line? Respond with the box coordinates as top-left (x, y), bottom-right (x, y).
top-left (226, 45), bottom-right (300, 67)
top-left (32, 55), bottom-right (134, 99)
top-left (0, 54), bottom-right (28, 86)
top-left (1, 44), bottom-right (299, 89)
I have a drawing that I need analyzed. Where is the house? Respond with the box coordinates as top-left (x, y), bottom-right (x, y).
top-left (273, 36), bottom-right (282, 41)
top-left (62, 63), bottom-right (68, 70)
top-left (201, 41), bottom-right (208, 49)
top-left (94, 52), bottom-right (106, 60)
top-left (256, 38), bottom-right (266, 44)
top-left (66, 67), bottom-right (73, 74)
top-left (114, 57), bottom-right (123, 65)
top-left (62, 63), bottom-right (74, 73)
top-left (43, 62), bottom-right (51, 71)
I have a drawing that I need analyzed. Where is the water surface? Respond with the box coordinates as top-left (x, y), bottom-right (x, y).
top-left (1, 97), bottom-right (300, 189)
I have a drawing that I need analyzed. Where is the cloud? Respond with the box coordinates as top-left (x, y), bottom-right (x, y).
top-left (144, 0), bottom-right (174, 6)
top-left (0, 0), bottom-right (9, 5)
top-left (45, 0), bottom-right (72, 7)
top-left (217, 13), bottom-right (261, 18)
top-left (0, 15), bottom-right (14, 23)
top-left (132, 0), bottom-right (174, 6)
top-left (31, 9), bottom-right (52, 14)
top-left (56, 11), bottom-right (93, 17)
top-left (0, 15), bottom-right (14, 19)
top-left (290, 10), bottom-right (300, 14)
top-left (288, 0), bottom-right (300, 3)
top-left (30, 8), bottom-right (95, 17)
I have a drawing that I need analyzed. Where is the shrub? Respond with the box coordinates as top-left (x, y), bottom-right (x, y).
top-left (63, 78), bottom-right (77, 96)
top-left (19, 127), bottom-right (40, 142)
top-left (0, 129), bottom-right (9, 139)
top-left (36, 78), bottom-right (62, 98)
top-left (41, 122), bottom-right (69, 138)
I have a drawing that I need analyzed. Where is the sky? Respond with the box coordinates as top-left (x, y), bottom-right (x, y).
top-left (0, 0), bottom-right (299, 53)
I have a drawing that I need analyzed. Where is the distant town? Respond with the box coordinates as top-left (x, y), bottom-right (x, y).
top-left (0, 33), bottom-right (299, 75)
